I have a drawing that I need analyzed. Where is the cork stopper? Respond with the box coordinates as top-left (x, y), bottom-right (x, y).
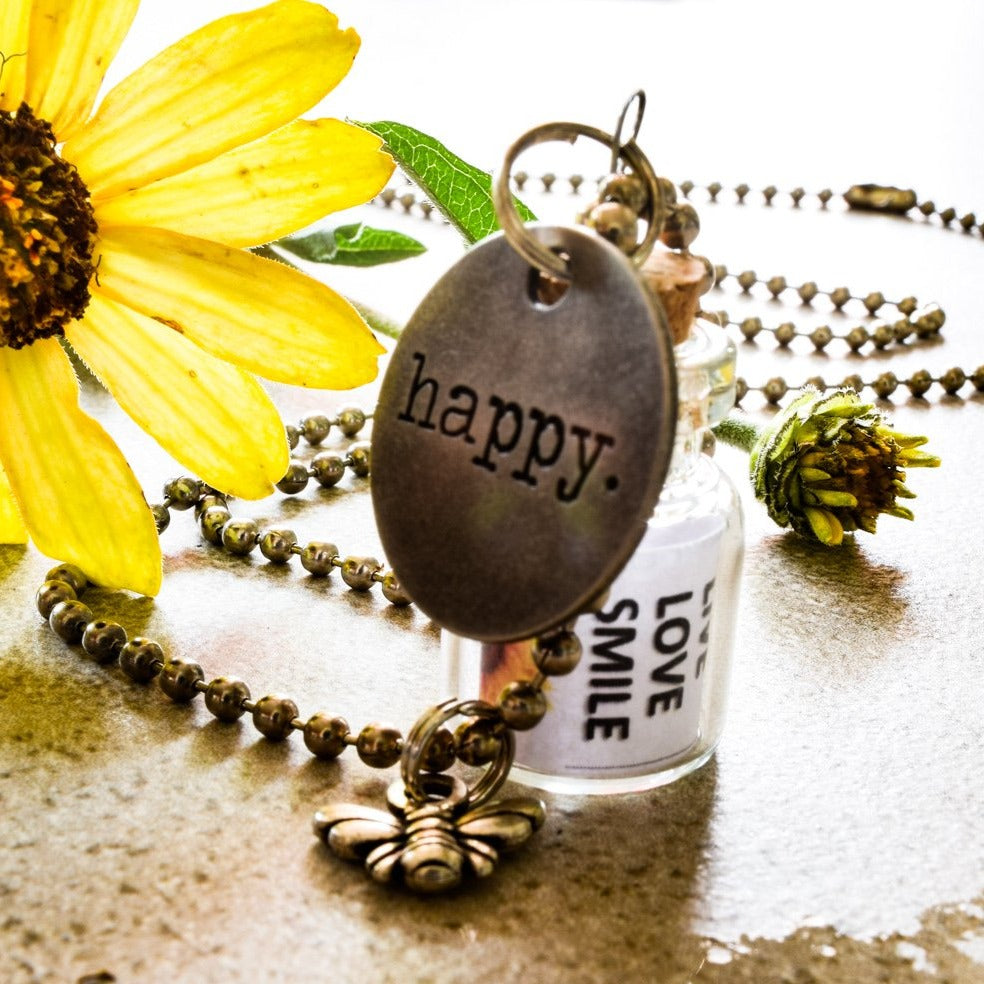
top-left (639, 249), bottom-right (713, 345)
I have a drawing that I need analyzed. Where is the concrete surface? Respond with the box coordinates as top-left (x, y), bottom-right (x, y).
top-left (2, 2), bottom-right (983, 982)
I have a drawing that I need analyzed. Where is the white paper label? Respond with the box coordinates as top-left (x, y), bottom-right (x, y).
top-left (483, 514), bottom-right (726, 779)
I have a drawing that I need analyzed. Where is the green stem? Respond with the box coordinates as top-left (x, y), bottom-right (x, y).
top-left (713, 414), bottom-right (762, 455)
top-left (349, 299), bottom-right (404, 341)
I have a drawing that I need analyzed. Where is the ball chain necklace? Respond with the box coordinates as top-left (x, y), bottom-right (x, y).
top-left (375, 173), bottom-right (983, 406)
top-left (32, 99), bottom-right (979, 894)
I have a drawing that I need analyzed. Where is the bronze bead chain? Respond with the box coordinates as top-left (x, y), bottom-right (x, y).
top-left (374, 174), bottom-right (983, 406)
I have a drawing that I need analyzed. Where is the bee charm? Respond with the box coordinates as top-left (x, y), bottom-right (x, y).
top-left (314, 775), bottom-right (545, 894)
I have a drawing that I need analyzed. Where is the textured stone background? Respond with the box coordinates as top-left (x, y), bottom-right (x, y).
top-left (2, 2), bottom-right (983, 982)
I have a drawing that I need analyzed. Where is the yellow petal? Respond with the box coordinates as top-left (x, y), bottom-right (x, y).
top-left (25, 0), bottom-right (140, 141)
top-left (0, 0), bottom-right (31, 110)
top-left (65, 1), bottom-right (360, 200)
top-left (0, 339), bottom-right (161, 594)
top-left (95, 118), bottom-right (394, 247)
top-left (67, 292), bottom-right (288, 499)
top-left (0, 458), bottom-right (28, 543)
top-left (96, 226), bottom-right (384, 388)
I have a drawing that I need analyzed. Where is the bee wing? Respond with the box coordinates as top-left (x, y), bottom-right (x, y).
top-left (459, 836), bottom-right (499, 879)
top-left (313, 804), bottom-right (403, 861)
top-left (457, 796), bottom-right (546, 851)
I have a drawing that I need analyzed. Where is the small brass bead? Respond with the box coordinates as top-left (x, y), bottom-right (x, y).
top-left (303, 713), bottom-right (350, 759)
top-left (763, 377), bottom-right (788, 404)
top-left (896, 296), bottom-right (918, 316)
top-left (805, 376), bottom-right (827, 393)
top-left (841, 374), bottom-right (865, 394)
top-left (970, 366), bottom-right (984, 392)
top-left (734, 377), bottom-right (748, 403)
top-left (159, 657), bottom-right (205, 702)
top-left (598, 172), bottom-right (647, 213)
top-left (199, 505), bottom-right (232, 545)
top-left (541, 173), bottom-right (556, 192)
top-left (762, 185), bottom-right (778, 204)
top-left (809, 325), bottom-right (833, 350)
top-left (260, 528), bottom-right (297, 564)
top-left (659, 202), bottom-right (700, 250)
top-left (797, 281), bottom-right (819, 304)
top-left (252, 694), bottom-right (299, 741)
top-left (774, 322), bottom-right (796, 346)
top-left (276, 460), bottom-right (309, 495)
top-left (45, 563), bottom-right (88, 595)
top-left (513, 171), bottom-right (528, 191)
top-left (872, 372), bottom-right (899, 400)
top-left (310, 452), bottom-right (346, 488)
top-left (938, 206), bottom-right (956, 225)
top-left (871, 321), bottom-right (894, 349)
top-left (120, 638), bottom-right (164, 683)
top-left (194, 493), bottom-right (227, 519)
top-left (713, 263), bottom-right (727, 286)
top-left (381, 572), bottom-right (412, 606)
top-left (790, 187), bottom-right (806, 205)
top-left (918, 200), bottom-right (935, 216)
top-left (336, 406), bottom-right (367, 437)
top-left (817, 189), bottom-right (833, 205)
top-left (915, 303), bottom-right (945, 335)
top-left (656, 176), bottom-right (677, 205)
top-left (893, 318), bottom-right (915, 342)
top-left (568, 174), bottom-right (584, 194)
top-left (151, 504), bottom-right (170, 534)
top-left (341, 556), bottom-right (382, 591)
top-left (678, 179), bottom-right (694, 197)
top-left (829, 286), bottom-right (851, 310)
top-left (422, 727), bottom-right (456, 773)
top-left (498, 681), bottom-right (547, 731)
top-left (346, 441), bottom-right (372, 478)
top-left (863, 291), bottom-right (885, 314)
top-left (300, 541), bottom-right (338, 577)
top-left (300, 414), bottom-right (331, 445)
top-left (356, 723), bottom-right (403, 768)
top-left (163, 476), bottom-right (201, 511)
top-left (205, 677), bottom-right (250, 722)
top-left (221, 518), bottom-right (259, 556)
top-left (736, 270), bottom-right (757, 292)
top-left (532, 629), bottom-right (582, 676)
top-left (906, 369), bottom-right (934, 397)
top-left (285, 423), bottom-right (301, 450)
top-left (766, 275), bottom-right (787, 298)
top-left (49, 600), bottom-right (93, 644)
top-left (846, 326), bottom-right (870, 352)
top-left (734, 183), bottom-right (750, 202)
top-left (940, 367), bottom-right (967, 395)
top-left (706, 181), bottom-right (722, 201)
top-left (739, 316), bottom-right (763, 340)
top-left (82, 620), bottom-right (127, 664)
top-left (36, 579), bottom-right (77, 619)
top-left (583, 201), bottom-right (639, 253)
top-left (454, 717), bottom-right (505, 766)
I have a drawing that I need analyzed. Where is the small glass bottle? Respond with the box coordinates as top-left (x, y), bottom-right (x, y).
top-left (443, 315), bottom-right (744, 794)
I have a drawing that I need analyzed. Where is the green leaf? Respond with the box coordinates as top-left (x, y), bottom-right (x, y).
top-left (276, 223), bottom-right (425, 267)
top-left (357, 120), bottom-right (536, 244)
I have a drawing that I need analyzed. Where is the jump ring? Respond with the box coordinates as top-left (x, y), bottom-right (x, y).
top-left (493, 121), bottom-right (665, 282)
top-left (401, 697), bottom-right (514, 809)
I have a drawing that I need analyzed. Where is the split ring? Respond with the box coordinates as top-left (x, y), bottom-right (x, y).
top-left (493, 120), bottom-right (665, 282)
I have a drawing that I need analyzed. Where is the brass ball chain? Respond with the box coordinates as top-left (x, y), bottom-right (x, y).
top-left (33, 402), bottom-right (587, 831)
top-left (374, 175), bottom-right (984, 406)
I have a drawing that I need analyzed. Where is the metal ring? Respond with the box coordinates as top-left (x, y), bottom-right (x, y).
top-left (493, 121), bottom-right (665, 282)
top-left (401, 697), bottom-right (514, 809)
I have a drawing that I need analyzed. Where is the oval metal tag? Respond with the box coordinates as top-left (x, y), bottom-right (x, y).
top-left (371, 225), bottom-right (677, 641)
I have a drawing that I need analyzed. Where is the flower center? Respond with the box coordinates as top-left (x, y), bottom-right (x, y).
top-left (1, 103), bottom-right (97, 349)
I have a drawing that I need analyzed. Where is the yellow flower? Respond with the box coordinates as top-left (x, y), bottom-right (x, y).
top-left (0, 0), bottom-right (393, 595)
